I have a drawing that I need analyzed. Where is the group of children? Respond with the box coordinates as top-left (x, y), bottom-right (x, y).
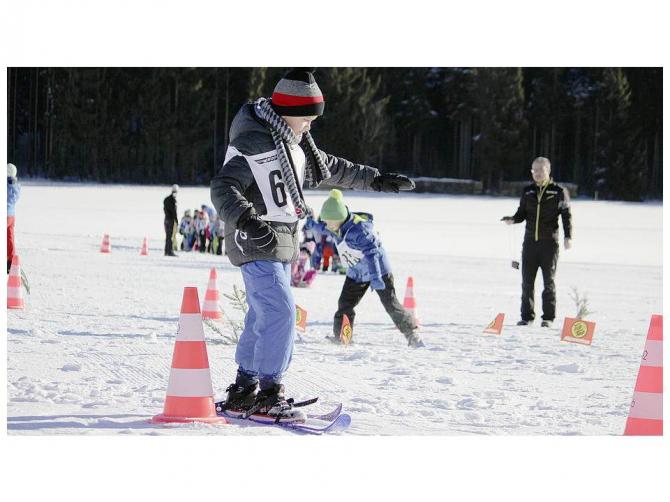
top-left (290, 211), bottom-right (347, 288)
top-left (178, 204), bottom-right (225, 255)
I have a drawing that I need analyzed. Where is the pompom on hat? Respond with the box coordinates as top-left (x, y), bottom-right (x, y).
top-left (7, 163), bottom-right (17, 178)
top-left (271, 69), bottom-right (325, 117)
top-left (319, 189), bottom-right (348, 222)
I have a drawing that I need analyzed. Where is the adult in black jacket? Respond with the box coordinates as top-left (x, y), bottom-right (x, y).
top-left (502, 157), bottom-right (572, 327)
top-left (163, 184), bottom-right (179, 256)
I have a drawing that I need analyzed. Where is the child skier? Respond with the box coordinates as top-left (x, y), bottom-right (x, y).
top-left (318, 189), bottom-right (424, 347)
top-left (291, 241), bottom-right (317, 288)
top-left (178, 210), bottom-right (195, 251)
top-left (210, 69), bottom-right (414, 421)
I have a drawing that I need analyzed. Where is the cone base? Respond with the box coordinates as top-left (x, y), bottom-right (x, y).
top-left (624, 417), bottom-right (662, 436)
top-left (100, 250), bottom-right (110, 254)
top-left (151, 413), bottom-right (228, 425)
top-left (8, 297), bottom-right (24, 309)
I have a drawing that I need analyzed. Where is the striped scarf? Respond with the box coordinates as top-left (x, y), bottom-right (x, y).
top-left (253, 98), bottom-right (331, 219)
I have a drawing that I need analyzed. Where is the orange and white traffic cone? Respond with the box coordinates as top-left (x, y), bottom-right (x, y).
top-left (7, 255), bottom-right (24, 309)
top-left (202, 268), bottom-right (222, 320)
top-left (140, 237), bottom-right (149, 256)
top-left (484, 313), bottom-right (504, 335)
top-left (152, 287), bottom-right (227, 424)
top-left (100, 234), bottom-right (111, 253)
top-left (403, 276), bottom-right (420, 326)
top-left (624, 314), bottom-right (663, 435)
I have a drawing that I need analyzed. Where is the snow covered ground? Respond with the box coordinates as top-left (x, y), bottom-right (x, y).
top-left (5, 181), bottom-right (663, 435)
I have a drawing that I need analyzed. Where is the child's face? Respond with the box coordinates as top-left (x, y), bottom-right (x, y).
top-left (282, 115), bottom-right (318, 137)
top-left (324, 219), bottom-right (343, 232)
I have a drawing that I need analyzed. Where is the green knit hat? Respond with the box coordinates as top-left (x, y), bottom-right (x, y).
top-left (319, 189), bottom-right (348, 221)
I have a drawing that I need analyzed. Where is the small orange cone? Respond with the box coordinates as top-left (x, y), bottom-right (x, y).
top-left (295, 304), bottom-right (307, 333)
top-left (624, 314), bottom-right (663, 436)
top-left (202, 268), bottom-right (222, 320)
top-left (100, 234), bottom-right (111, 253)
top-left (140, 237), bottom-right (149, 256)
top-left (7, 255), bottom-right (24, 309)
top-left (484, 313), bottom-right (504, 335)
top-left (152, 287), bottom-right (227, 424)
top-left (560, 318), bottom-right (596, 345)
top-left (403, 276), bottom-right (420, 326)
top-left (339, 314), bottom-right (353, 345)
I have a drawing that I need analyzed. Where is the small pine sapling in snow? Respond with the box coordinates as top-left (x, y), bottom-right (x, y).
top-left (203, 284), bottom-right (247, 345)
top-left (569, 286), bottom-right (594, 320)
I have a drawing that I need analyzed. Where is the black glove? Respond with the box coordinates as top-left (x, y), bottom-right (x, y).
top-left (238, 211), bottom-right (278, 253)
top-left (371, 173), bottom-right (415, 193)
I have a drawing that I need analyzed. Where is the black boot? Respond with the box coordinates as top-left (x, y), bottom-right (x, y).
top-left (218, 382), bottom-right (259, 414)
top-left (251, 384), bottom-right (306, 423)
top-left (404, 329), bottom-right (425, 348)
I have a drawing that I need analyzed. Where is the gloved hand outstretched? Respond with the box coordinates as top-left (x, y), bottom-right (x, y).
top-left (239, 212), bottom-right (278, 252)
top-left (370, 276), bottom-right (386, 291)
top-left (500, 216), bottom-right (514, 225)
top-left (371, 173), bottom-right (415, 193)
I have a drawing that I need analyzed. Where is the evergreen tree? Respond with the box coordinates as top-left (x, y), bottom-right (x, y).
top-left (470, 68), bottom-right (527, 192)
top-left (594, 68), bottom-right (647, 201)
top-left (316, 68), bottom-right (391, 167)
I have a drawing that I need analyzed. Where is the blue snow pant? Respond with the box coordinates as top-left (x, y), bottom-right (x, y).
top-left (235, 260), bottom-right (296, 388)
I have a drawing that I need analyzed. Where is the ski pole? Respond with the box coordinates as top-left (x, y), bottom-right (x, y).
top-left (507, 225), bottom-right (519, 270)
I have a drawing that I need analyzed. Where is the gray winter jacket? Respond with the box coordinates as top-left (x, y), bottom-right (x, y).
top-left (211, 103), bottom-right (379, 267)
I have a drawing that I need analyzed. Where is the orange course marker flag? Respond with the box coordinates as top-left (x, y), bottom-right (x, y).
top-left (295, 304), bottom-right (307, 333)
top-left (340, 314), bottom-right (353, 345)
top-left (624, 314), bottom-right (663, 436)
top-left (483, 313), bottom-right (504, 335)
top-left (560, 317), bottom-right (596, 345)
top-left (151, 287), bottom-right (227, 425)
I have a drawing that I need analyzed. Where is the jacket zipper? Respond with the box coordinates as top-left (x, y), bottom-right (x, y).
top-left (535, 182), bottom-right (549, 241)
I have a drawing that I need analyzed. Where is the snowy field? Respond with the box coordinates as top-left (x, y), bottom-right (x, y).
top-left (4, 181), bottom-right (663, 435)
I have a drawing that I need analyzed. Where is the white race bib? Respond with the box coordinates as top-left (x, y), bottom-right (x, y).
top-left (336, 238), bottom-right (364, 267)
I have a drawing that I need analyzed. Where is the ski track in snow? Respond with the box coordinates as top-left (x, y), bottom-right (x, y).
top-left (6, 182), bottom-right (662, 435)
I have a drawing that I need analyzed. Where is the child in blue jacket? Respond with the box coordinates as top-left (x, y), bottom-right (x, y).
top-left (318, 190), bottom-right (423, 347)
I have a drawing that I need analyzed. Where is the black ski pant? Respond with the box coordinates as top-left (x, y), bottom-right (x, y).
top-left (521, 239), bottom-right (559, 322)
top-left (333, 273), bottom-right (417, 338)
top-left (164, 219), bottom-right (175, 255)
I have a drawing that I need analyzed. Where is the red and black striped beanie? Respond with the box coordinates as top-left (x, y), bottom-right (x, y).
top-left (271, 69), bottom-right (325, 117)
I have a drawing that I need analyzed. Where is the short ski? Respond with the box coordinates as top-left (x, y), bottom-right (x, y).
top-left (269, 413), bottom-right (351, 435)
top-left (226, 412), bottom-right (351, 435)
top-left (215, 399), bottom-right (343, 422)
top-left (214, 396), bottom-right (319, 414)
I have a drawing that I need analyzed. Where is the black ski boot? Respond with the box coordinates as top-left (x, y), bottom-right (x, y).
top-left (404, 330), bottom-right (425, 348)
top-left (248, 384), bottom-right (306, 423)
top-left (217, 382), bottom-right (259, 415)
